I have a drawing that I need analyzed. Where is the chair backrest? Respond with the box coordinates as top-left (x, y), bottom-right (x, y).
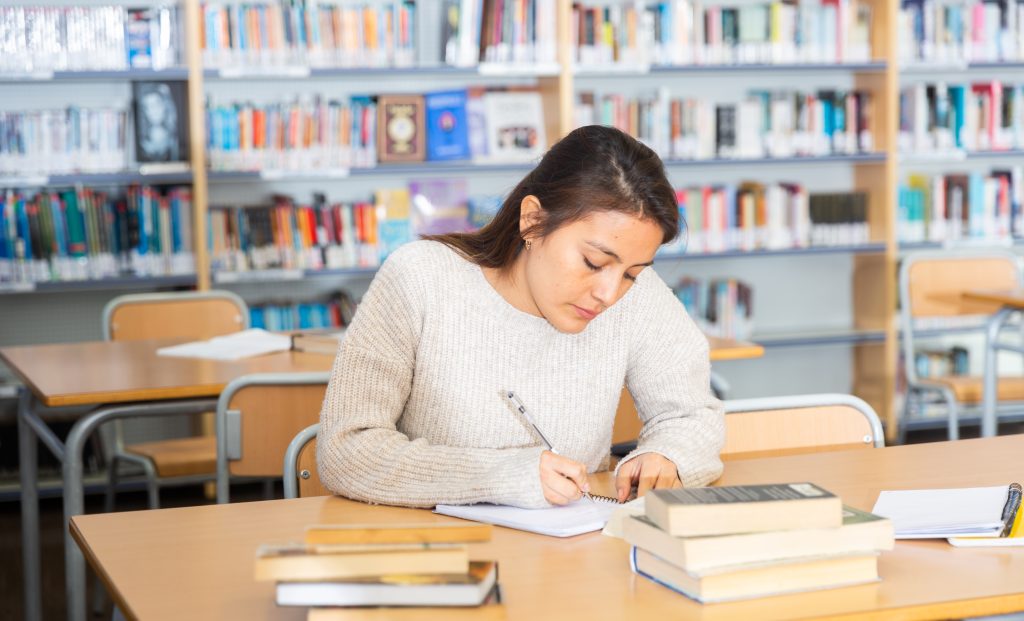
top-left (216, 372), bottom-right (330, 503)
top-left (103, 291), bottom-right (249, 342)
top-left (283, 424), bottom-right (329, 499)
top-left (899, 249), bottom-right (1023, 384)
top-left (721, 393), bottom-right (884, 460)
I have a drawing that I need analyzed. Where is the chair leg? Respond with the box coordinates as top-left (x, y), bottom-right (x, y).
top-left (104, 456), bottom-right (120, 514)
top-left (138, 458), bottom-right (161, 510)
top-left (90, 568), bottom-right (109, 618)
top-left (939, 390), bottom-right (960, 441)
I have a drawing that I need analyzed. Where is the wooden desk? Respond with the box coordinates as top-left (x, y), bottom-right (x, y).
top-left (0, 339), bottom-right (332, 408)
top-left (960, 289), bottom-right (1024, 439)
top-left (706, 336), bottom-right (765, 362)
top-left (72, 435), bottom-right (1024, 621)
top-left (1, 339), bottom-right (334, 621)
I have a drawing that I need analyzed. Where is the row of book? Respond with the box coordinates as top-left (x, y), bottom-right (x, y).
top-left (897, 168), bottom-right (1024, 242)
top-left (665, 185), bottom-right (871, 255)
top-left (256, 523), bottom-right (500, 613)
top-left (0, 185), bottom-right (194, 285)
top-left (206, 88), bottom-right (546, 171)
top-left (443, 0), bottom-right (558, 67)
top-left (249, 290), bottom-right (357, 332)
top-left (0, 5), bottom-right (182, 74)
top-left (628, 484), bottom-right (893, 602)
top-left (899, 82), bottom-right (1024, 153)
top-left (208, 180), bottom-right (497, 272)
top-left (0, 108), bottom-right (129, 176)
top-left (900, 0), bottom-right (1024, 63)
top-left (577, 88), bottom-right (874, 161)
top-left (916, 346), bottom-right (970, 378)
top-left (201, 2), bottom-right (416, 70)
top-left (573, 0), bottom-right (872, 68)
top-left (674, 277), bottom-right (754, 340)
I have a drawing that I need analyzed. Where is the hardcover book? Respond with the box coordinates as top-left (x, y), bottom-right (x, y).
top-left (646, 483), bottom-right (842, 537)
top-left (426, 89), bottom-right (470, 161)
top-left (377, 95), bottom-right (426, 162)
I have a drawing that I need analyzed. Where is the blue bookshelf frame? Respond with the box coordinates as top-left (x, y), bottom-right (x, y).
top-left (0, 275), bottom-right (197, 295)
top-left (0, 68), bottom-right (189, 82)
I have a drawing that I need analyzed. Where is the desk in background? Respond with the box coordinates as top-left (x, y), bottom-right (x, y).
top-left (0, 339), bottom-right (334, 621)
top-left (72, 435), bottom-right (1024, 621)
top-left (960, 288), bottom-right (1024, 438)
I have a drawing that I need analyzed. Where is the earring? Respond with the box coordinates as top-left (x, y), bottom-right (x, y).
top-left (524, 239), bottom-right (532, 250)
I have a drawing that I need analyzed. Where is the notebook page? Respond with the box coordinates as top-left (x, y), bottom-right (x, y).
top-left (156, 329), bottom-right (292, 361)
top-left (871, 485), bottom-right (1009, 538)
top-left (434, 498), bottom-right (623, 538)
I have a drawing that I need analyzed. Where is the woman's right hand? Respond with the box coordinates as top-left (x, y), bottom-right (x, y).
top-left (539, 450), bottom-right (591, 505)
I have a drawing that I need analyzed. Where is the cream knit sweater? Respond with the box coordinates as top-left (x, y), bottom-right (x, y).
top-left (317, 240), bottom-right (724, 509)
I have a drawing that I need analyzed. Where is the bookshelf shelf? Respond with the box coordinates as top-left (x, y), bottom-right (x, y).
top-left (901, 61), bottom-right (1024, 74)
top-left (0, 171), bottom-right (195, 188)
top-left (753, 329), bottom-right (887, 348)
top-left (658, 244), bottom-right (887, 261)
top-left (212, 268), bottom-right (377, 284)
top-left (663, 154), bottom-right (886, 168)
top-left (202, 64), bottom-right (562, 80)
top-left (0, 68), bottom-right (189, 82)
top-left (573, 62), bottom-right (887, 77)
top-left (0, 275), bottom-right (197, 295)
top-left (207, 161), bottom-right (535, 182)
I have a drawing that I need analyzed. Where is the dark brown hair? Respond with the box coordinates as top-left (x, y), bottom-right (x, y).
top-left (426, 125), bottom-right (681, 269)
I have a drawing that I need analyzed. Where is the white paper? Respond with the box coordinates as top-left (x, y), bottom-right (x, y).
top-left (156, 328), bottom-right (291, 361)
top-left (871, 485), bottom-right (1009, 538)
top-left (435, 497), bottom-right (630, 538)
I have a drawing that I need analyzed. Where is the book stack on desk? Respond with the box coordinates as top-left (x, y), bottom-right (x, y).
top-left (626, 483), bottom-right (894, 603)
top-left (255, 523), bottom-right (503, 619)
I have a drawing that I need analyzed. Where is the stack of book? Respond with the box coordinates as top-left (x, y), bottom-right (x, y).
top-left (255, 523), bottom-right (503, 618)
top-left (625, 483), bottom-right (894, 603)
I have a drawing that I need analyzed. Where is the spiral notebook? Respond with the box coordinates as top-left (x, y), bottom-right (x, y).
top-left (434, 494), bottom-right (625, 538)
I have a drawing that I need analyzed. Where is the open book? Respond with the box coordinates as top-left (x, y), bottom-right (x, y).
top-left (156, 328), bottom-right (291, 361)
top-left (435, 495), bottom-right (641, 538)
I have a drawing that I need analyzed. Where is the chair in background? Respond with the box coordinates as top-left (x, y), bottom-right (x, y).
top-left (102, 291), bottom-right (249, 510)
top-left (721, 393), bottom-right (883, 460)
top-left (216, 372), bottom-right (330, 503)
top-left (283, 423), bottom-right (326, 499)
top-left (899, 249), bottom-right (1024, 442)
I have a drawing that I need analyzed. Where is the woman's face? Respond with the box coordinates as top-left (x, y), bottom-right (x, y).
top-left (521, 201), bottom-right (663, 334)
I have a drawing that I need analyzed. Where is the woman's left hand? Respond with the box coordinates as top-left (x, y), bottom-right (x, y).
top-left (615, 452), bottom-right (681, 502)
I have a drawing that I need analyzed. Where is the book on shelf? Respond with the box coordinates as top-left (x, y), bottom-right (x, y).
top-left (375, 188), bottom-right (413, 260)
top-left (631, 547), bottom-right (879, 604)
top-left (409, 179), bottom-right (470, 236)
top-left (378, 95), bottom-right (427, 163)
top-left (305, 523), bottom-right (493, 546)
top-left (622, 506), bottom-right (893, 574)
top-left (0, 107), bottom-right (129, 176)
top-left (445, 0), bottom-right (557, 67)
top-left (0, 184), bottom-right (194, 286)
top-left (576, 87), bottom-right (873, 161)
top-left (899, 168), bottom-right (1022, 243)
top-left (278, 561), bottom-right (499, 608)
top-left (899, 0), bottom-right (1024, 64)
top-left (133, 81), bottom-right (190, 166)
top-left (646, 483), bottom-right (843, 537)
top-left (0, 5), bottom-right (182, 74)
top-left (426, 90), bottom-right (471, 161)
top-left (899, 81), bottom-right (1024, 154)
top-left (201, 2), bottom-right (416, 71)
top-left (481, 91), bottom-right (546, 162)
top-left (254, 543), bottom-right (470, 582)
top-left (674, 277), bottom-right (754, 341)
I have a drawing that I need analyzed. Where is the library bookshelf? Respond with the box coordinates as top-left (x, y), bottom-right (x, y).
top-left (16, 0), bottom-right (1024, 441)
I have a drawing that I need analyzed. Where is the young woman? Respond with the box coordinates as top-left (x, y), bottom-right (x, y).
top-left (318, 125), bottom-right (724, 509)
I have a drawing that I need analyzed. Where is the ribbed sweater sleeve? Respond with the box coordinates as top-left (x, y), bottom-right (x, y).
top-left (616, 276), bottom-right (725, 487)
top-left (317, 247), bottom-right (548, 509)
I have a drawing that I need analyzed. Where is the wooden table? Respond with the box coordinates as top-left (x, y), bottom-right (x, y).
top-left (0, 339), bottom-right (334, 621)
top-left (72, 435), bottom-right (1024, 621)
top-left (706, 336), bottom-right (764, 362)
top-left (960, 289), bottom-right (1024, 438)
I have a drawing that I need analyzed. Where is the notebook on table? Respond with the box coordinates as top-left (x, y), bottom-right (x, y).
top-left (871, 484), bottom-right (1021, 541)
top-left (435, 494), bottom-right (628, 538)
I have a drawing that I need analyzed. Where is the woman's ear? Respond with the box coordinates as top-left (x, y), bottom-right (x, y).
top-left (519, 195), bottom-right (543, 238)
